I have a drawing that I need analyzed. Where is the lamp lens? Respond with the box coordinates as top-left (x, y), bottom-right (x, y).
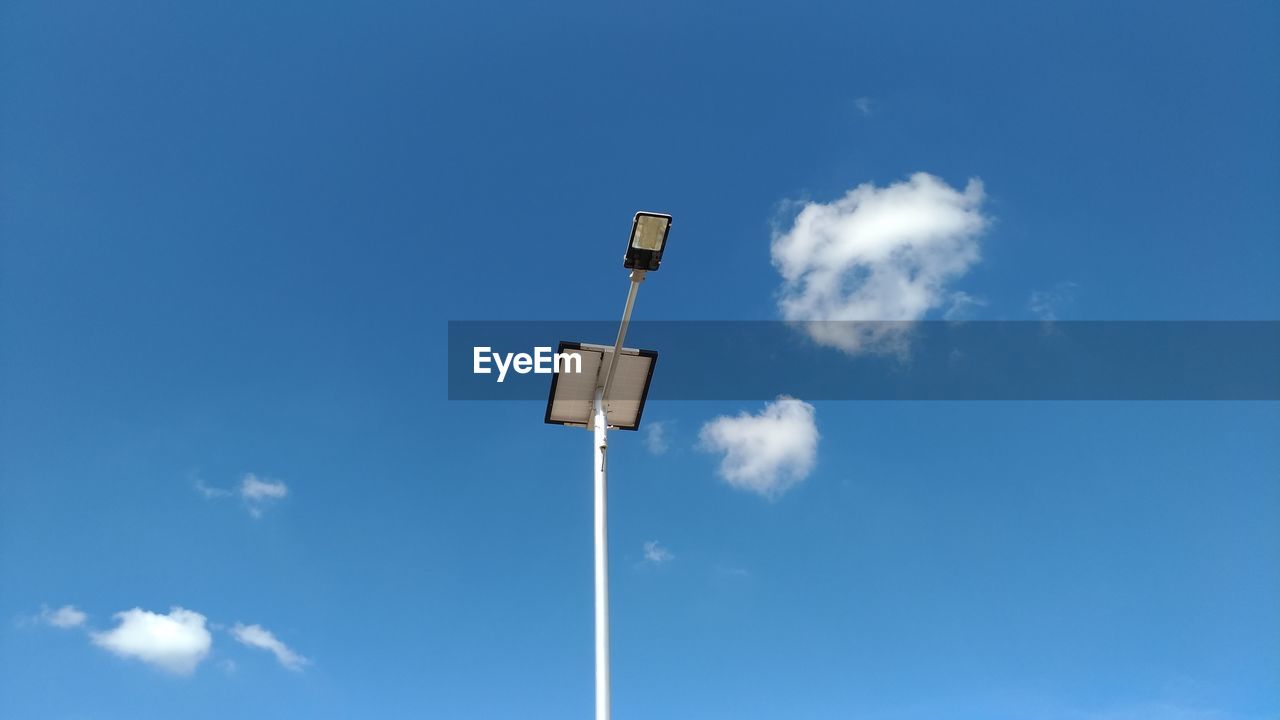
top-left (631, 215), bottom-right (668, 251)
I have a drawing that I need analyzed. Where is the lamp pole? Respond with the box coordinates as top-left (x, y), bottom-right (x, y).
top-left (546, 212), bottom-right (670, 720)
top-left (591, 382), bottom-right (611, 720)
top-left (593, 268), bottom-right (646, 720)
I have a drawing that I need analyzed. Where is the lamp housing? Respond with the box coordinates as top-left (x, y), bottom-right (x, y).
top-left (623, 212), bottom-right (672, 271)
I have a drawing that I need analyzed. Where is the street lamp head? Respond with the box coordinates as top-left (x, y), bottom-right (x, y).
top-left (624, 212), bottom-right (672, 271)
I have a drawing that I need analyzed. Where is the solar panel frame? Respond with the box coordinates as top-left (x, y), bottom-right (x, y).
top-left (544, 341), bottom-right (658, 431)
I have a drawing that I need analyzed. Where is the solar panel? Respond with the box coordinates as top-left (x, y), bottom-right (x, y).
top-left (544, 341), bottom-right (658, 431)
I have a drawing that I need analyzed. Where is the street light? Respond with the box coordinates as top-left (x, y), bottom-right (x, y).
top-left (545, 211), bottom-right (671, 720)
top-left (623, 211), bottom-right (672, 271)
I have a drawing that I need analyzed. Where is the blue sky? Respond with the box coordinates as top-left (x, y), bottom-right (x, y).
top-left (2, 1), bottom-right (1278, 718)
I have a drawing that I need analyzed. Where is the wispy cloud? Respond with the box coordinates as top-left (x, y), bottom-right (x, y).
top-left (713, 565), bottom-right (751, 581)
top-left (943, 290), bottom-right (987, 320)
top-left (699, 396), bottom-right (819, 499)
top-left (643, 421), bottom-right (670, 455)
top-left (642, 540), bottom-right (673, 565)
top-left (194, 478), bottom-right (231, 499)
top-left (230, 623), bottom-right (309, 672)
top-left (91, 607), bottom-right (212, 675)
top-left (1029, 280), bottom-right (1079, 321)
top-left (854, 96), bottom-right (875, 116)
top-left (772, 173), bottom-right (990, 353)
top-left (30, 604), bottom-right (87, 629)
top-left (195, 473), bottom-right (289, 517)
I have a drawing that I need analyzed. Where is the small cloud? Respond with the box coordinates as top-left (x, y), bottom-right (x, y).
top-left (642, 540), bottom-right (673, 565)
top-left (643, 421), bottom-right (670, 455)
top-left (699, 396), bottom-right (819, 499)
top-left (240, 474), bottom-right (287, 501)
top-left (239, 474), bottom-right (288, 517)
top-left (943, 290), bottom-right (986, 321)
top-left (91, 607), bottom-right (212, 675)
top-left (1029, 281), bottom-right (1079, 321)
top-left (41, 604), bottom-right (87, 629)
top-left (772, 173), bottom-right (990, 354)
top-left (219, 658), bottom-right (238, 674)
top-left (853, 96), bottom-right (874, 116)
top-left (195, 473), bottom-right (289, 517)
top-left (230, 623), bottom-right (309, 672)
top-left (194, 478), bottom-right (231, 499)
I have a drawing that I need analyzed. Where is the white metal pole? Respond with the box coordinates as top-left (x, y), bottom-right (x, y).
top-left (592, 385), bottom-right (610, 720)
top-left (594, 268), bottom-right (646, 720)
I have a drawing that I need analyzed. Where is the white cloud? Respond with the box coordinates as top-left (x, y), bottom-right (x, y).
top-left (194, 478), bottom-right (231, 499)
top-left (91, 607), bottom-right (212, 675)
top-left (771, 172), bottom-right (989, 353)
top-left (943, 290), bottom-right (987, 321)
top-left (231, 623), bottom-right (308, 671)
top-left (240, 474), bottom-right (287, 501)
top-left (642, 540), bottom-right (673, 565)
top-left (41, 604), bottom-right (87, 629)
top-left (1029, 280), bottom-right (1078, 321)
top-left (854, 96), bottom-right (874, 116)
top-left (196, 473), bottom-right (289, 517)
top-left (643, 421), bottom-right (670, 455)
top-left (699, 396), bottom-right (819, 499)
top-left (240, 474), bottom-right (288, 517)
